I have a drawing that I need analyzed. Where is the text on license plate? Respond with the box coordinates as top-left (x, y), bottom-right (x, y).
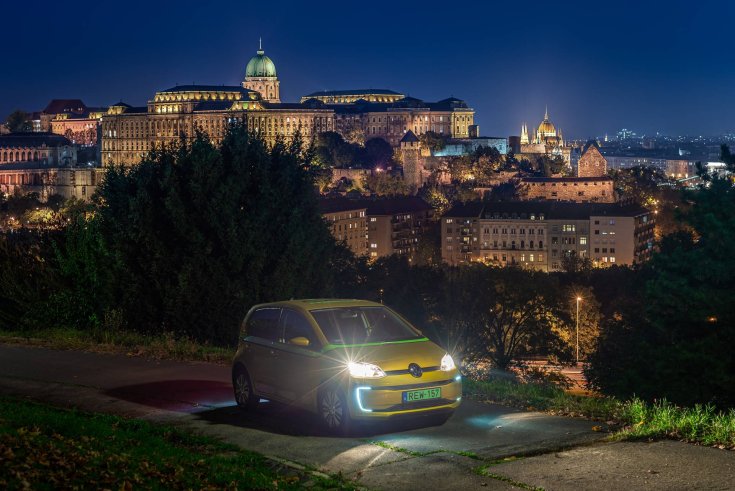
top-left (402, 387), bottom-right (441, 403)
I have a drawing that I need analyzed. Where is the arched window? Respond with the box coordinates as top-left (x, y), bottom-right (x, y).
top-left (33, 151), bottom-right (38, 161)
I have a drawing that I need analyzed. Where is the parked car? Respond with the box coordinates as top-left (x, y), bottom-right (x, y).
top-left (232, 299), bottom-right (462, 433)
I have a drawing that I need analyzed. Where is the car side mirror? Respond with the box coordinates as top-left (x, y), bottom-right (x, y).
top-left (289, 336), bottom-right (310, 347)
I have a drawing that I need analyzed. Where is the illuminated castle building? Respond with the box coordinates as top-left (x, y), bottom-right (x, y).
top-left (101, 44), bottom-right (475, 166)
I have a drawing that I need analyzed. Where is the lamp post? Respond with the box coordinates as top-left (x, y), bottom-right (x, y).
top-left (576, 296), bottom-right (582, 364)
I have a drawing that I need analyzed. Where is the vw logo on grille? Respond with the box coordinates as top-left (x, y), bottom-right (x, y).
top-left (408, 363), bottom-right (423, 378)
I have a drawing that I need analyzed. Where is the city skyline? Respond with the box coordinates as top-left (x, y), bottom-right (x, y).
top-left (2, 0), bottom-right (734, 138)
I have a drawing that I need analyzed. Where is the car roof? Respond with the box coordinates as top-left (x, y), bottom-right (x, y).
top-left (250, 299), bottom-right (383, 312)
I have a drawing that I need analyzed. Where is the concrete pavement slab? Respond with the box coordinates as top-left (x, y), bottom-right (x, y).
top-left (356, 453), bottom-right (520, 491)
top-left (488, 440), bottom-right (735, 491)
top-left (371, 401), bottom-right (605, 459)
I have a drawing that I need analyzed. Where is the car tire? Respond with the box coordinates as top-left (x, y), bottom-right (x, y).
top-left (318, 385), bottom-right (351, 434)
top-left (233, 366), bottom-right (259, 410)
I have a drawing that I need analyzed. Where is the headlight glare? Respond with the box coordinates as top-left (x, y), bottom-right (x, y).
top-left (440, 353), bottom-right (456, 371)
top-left (348, 361), bottom-right (386, 379)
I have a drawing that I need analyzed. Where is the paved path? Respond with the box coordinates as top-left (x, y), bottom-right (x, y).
top-left (0, 344), bottom-right (732, 490)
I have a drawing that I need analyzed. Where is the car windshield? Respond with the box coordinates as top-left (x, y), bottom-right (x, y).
top-left (310, 306), bottom-right (423, 345)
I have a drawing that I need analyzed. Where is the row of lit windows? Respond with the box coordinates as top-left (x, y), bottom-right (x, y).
top-left (155, 91), bottom-right (241, 102)
top-left (476, 227), bottom-right (546, 236)
top-left (328, 211), bottom-right (365, 220)
top-left (0, 150), bottom-right (49, 162)
top-left (481, 240), bottom-right (544, 250)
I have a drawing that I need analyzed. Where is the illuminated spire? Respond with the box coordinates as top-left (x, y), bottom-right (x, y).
top-left (544, 105), bottom-right (549, 120)
top-left (257, 37), bottom-right (264, 55)
top-left (520, 122), bottom-right (529, 145)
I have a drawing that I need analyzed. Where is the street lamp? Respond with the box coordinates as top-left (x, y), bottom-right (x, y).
top-left (576, 296), bottom-right (582, 364)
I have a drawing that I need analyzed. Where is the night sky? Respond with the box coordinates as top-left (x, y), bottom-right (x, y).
top-left (3, 0), bottom-right (733, 138)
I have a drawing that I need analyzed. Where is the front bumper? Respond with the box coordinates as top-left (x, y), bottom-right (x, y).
top-left (348, 374), bottom-right (462, 419)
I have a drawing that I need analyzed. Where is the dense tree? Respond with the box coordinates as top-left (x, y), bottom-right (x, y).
top-left (536, 155), bottom-right (566, 177)
top-left (362, 172), bottom-right (410, 196)
top-left (313, 132), bottom-right (392, 170)
top-left (610, 166), bottom-right (689, 239)
top-left (419, 131), bottom-right (448, 152)
top-left (486, 181), bottom-right (520, 201)
top-left (364, 138), bottom-right (393, 169)
top-left (420, 186), bottom-right (451, 216)
top-left (555, 285), bottom-right (601, 361)
top-left (5, 110), bottom-right (32, 132)
top-left (93, 127), bottom-right (351, 343)
top-left (434, 265), bottom-right (568, 369)
top-left (0, 231), bottom-right (60, 330)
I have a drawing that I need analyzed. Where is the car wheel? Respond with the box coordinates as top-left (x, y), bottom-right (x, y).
top-left (233, 366), bottom-right (259, 410)
top-left (318, 386), bottom-right (350, 434)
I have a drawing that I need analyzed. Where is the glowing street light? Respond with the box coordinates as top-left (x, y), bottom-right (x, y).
top-left (576, 296), bottom-right (582, 364)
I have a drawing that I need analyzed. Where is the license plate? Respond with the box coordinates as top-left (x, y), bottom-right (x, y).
top-left (402, 387), bottom-right (441, 403)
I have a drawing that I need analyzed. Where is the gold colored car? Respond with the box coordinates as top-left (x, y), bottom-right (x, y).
top-left (232, 299), bottom-right (462, 432)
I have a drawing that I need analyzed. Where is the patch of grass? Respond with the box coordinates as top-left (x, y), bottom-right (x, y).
top-left (0, 327), bottom-right (234, 363)
top-left (463, 378), bottom-right (624, 420)
top-left (616, 398), bottom-right (735, 449)
top-left (477, 468), bottom-right (545, 491)
top-left (365, 439), bottom-right (437, 457)
top-left (465, 378), bottom-right (735, 450)
top-left (451, 450), bottom-right (481, 460)
top-left (365, 440), bottom-right (481, 460)
top-left (0, 397), bottom-right (355, 490)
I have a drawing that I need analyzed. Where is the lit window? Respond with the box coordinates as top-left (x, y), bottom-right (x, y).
top-left (580, 236), bottom-right (588, 245)
top-left (370, 217), bottom-right (377, 222)
top-left (370, 243), bottom-right (378, 249)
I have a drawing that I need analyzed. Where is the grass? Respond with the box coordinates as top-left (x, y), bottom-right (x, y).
top-left (464, 377), bottom-right (625, 420)
top-left (464, 377), bottom-right (735, 450)
top-left (618, 398), bottom-right (735, 448)
top-left (0, 327), bottom-right (234, 364)
top-left (0, 397), bottom-right (355, 490)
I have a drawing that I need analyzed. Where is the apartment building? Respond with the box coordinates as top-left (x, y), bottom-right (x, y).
top-left (442, 201), bottom-right (654, 271)
top-left (363, 197), bottom-right (433, 261)
top-left (318, 198), bottom-right (368, 257)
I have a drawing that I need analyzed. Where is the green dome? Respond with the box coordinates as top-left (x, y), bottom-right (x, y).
top-left (245, 49), bottom-right (277, 78)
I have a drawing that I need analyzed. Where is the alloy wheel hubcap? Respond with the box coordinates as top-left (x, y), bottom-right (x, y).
top-left (236, 374), bottom-right (250, 404)
top-left (321, 391), bottom-right (342, 428)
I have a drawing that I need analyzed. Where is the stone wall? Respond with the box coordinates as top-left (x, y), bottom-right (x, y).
top-left (520, 177), bottom-right (615, 203)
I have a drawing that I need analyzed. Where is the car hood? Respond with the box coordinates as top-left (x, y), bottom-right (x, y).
top-left (324, 338), bottom-right (446, 372)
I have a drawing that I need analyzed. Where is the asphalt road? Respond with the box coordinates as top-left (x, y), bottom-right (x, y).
top-left (0, 344), bottom-right (732, 490)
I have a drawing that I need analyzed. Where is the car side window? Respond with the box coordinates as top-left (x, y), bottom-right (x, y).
top-left (245, 308), bottom-right (282, 342)
top-left (281, 309), bottom-right (318, 348)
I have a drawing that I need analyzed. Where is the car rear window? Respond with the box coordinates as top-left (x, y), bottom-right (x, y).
top-left (245, 308), bottom-right (281, 341)
top-left (310, 306), bottom-right (422, 345)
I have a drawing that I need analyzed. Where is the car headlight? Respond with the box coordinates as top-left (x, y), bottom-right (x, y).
top-left (440, 354), bottom-right (456, 372)
top-left (347, 361), bottom-right (386, 379)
